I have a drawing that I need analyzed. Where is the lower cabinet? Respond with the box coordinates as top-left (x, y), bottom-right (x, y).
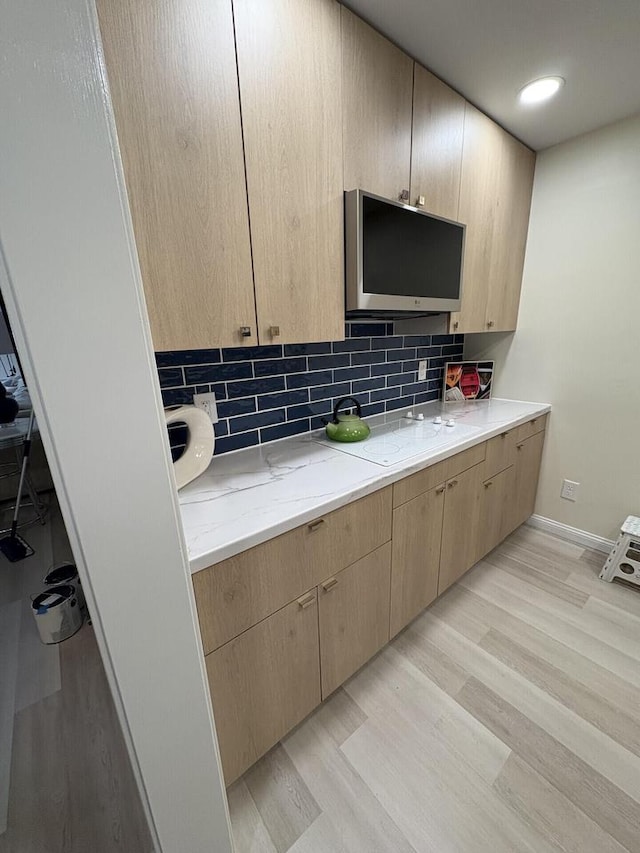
top-left (438, 463), bottom-right (483, 595)
top-left (477, 464), bottom-right (516, 561)
top-left (205, 590), bottom-right (321, 785)
top-left (510, 429), bottom-right (546, 531)
top-left (390, 484), bottom-right (445, 637)
top-left (319, 543), bottom-right (391, 698)
top-left (196, 416), bottom-right (548, 785)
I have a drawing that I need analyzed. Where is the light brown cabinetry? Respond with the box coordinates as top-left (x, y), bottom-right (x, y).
top-left (195, 418), bottom-right (547, 785)
top-left (450, 105), bottom-right (535, 334)
top-left (510, 429), bottom-right (546, 531)
top-left (205, 590), bottom-right (321, 785)
top-left (341, 7), bottom-right (414, 200)
top-left (438, 463), bottom-right (483, 595)
top-left (234, 0), bottom-right (344, 345)
top-left (477, 465), bottom-right (516, 561)
top-left (410, 65), bottom-right (465, 220)
top-left (193, 487), bottom-right (392, 653)
top-left (97, 0), bottom-right (257, 351)
top-left (319, 543), bottom-right (391, 698)
top-left (390, 484), bottom-right (445, 637)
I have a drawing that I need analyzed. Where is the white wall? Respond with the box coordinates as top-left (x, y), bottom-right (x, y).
top-left (0, 1), bottom-right (233, 851)
top-left (466, 113), bottom-right (640, 541)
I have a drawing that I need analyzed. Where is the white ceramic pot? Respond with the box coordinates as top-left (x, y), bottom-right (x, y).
top-left (164, 405), bottom-right (215, 490)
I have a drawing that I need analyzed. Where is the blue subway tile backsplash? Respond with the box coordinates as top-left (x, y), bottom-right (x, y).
top-left (157, 323), bottom-right (464, 458)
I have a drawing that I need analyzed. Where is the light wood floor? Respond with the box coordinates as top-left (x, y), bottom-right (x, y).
top-left (0, 498), bottom-right (152, 853)
top-left (228, 525), bottom-right (640, 853)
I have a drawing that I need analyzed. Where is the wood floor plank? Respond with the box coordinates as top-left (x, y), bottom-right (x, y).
top-left (227, 780), bottom-right (278, 853)
top-left (283, 706), bottom-right (415, 853)
top-left (242, 744), bottom-right (321, 853)
top-left (308, 687), bottom-right (366, 748)
top-left (425, 584), bottom-right (492, 643)
top-left (343, 645), bottom-right (452, 729)
top-left (461, 563), bottom-right (640, 679)
top-left (484, 550), bottom-right (589, 607)
top-left (14, 597), bottom-right (61, 713)
top-left (457, 677), bottom-right (640, 852)
top-left (391, 624), bottom-right (469, 696)
top-left (480, 627), bottom-right (640, 757)
top-left (583, 594), bottom-right (640, 635)
top-left (494, 753), bottom-right (628, 853)
top-left (436, 583), bottom-right (640, 715)
top-left (492, 542), bottom-right (574, 581)
top-left (566, 570), bottom-right (640, 617)
top-left (417, 614), bottom-right (640, 804)
top-left (0, 601), bottom-right (21, 835)
top-left (342, 711), bottom-right (555, 853)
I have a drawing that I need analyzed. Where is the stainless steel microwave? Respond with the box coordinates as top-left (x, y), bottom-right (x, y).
top-left (345, 189), bottom-right (465, 316)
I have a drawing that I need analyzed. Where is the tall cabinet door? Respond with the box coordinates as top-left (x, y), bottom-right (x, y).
top-left (390, 484), bottom-right (445, 637)
top-left (438, 463), bottom-right (483, 595)
top-left (97, 0), bottom-right (257, 351)
top-left (234, 0), bottom-right (344, 345)
top-left (341, 7), bottom-right (414, 200)
top-left (410, 66), bottom-right (465, 221)
top-left (510, 430), bottom-right (546, 531)
top-left (485, 134), bottom-right (535, 331)
top-left (449, 105), bottom-right (503, 334)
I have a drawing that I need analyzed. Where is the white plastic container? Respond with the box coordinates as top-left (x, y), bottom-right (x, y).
top-left (31, 584), bottom-right (83, 644)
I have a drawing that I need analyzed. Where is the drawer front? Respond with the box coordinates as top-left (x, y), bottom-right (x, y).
top-left (205, 590), bottom-right (321, 785)
top-left (193, 486), bottom-right (392, 652)
top-left (515, 413), bottom-right (548, 443)
top-left (393, 442), bottom-right (486, 507)
top-left (483, 429), bottom-right (517, 479)
top-left (318, 542), bottom-right (391, 699)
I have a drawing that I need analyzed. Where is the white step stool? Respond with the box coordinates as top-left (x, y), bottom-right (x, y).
top-left (600, 516), bottom-right (640, 586)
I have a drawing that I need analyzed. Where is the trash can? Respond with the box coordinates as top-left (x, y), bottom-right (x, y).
top-left (31, 584), bottom-right (83, 644)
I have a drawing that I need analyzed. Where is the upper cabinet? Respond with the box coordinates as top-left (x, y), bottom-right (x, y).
top-left (410, 65), bottom-right (465, 221)
top-left (341, 7), bottom-right (414, 200)
top-left (234, 0), bottom-right (344, 345)
top-left (450, 105), bottom-right (535, 334)
top-left (97, 0), bottom-right (258, 350)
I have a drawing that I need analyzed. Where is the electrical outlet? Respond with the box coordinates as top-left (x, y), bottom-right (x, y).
top-left (418, 359), bottom-right (427, 381)
top-left (193, 392), bottom-right (218, 424)
top-left (561, 479), bottom-right (580, 501)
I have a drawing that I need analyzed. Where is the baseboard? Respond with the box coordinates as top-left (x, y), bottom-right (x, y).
top-left (526, 514), bottom-right (614, 553)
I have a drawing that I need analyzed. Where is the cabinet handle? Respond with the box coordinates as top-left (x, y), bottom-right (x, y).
top-left (531, 418), bottom-right (537, 425)
top-left (435, 484), bottom-right (446, 494)
top-left (297, 592), bottom-right (315, 609)
top-left (416, 195), bottom-right (425, 207)
top-left (517, 443), bottom-right (525, 450)
top-left (487, 320), bottom-right (494, 328)
top-left (448, 479), bottom-right (458, 489)
top-left (501, 431), bottom-right (510, 439)
top-left (239, 326), bottom-right (252, 338)
top-left (269, 325), bottom-right (281, 338)
top-left (453, 321), bottom-right (459, 331)
top-left (484, 480), bottom-right (493, 489)
top-left (321, 577), bottom-right (338, 592)
top-left (399, 188), bottom-right (410, 202)
top-left (307, 519), bottom-right (325, 532)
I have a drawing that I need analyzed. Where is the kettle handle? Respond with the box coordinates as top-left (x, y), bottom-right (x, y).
top-left (331, 396), bottom-right (362, 424)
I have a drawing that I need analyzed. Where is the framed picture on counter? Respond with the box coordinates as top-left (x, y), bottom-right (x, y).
top-left (444, 361), bottom-right (494, 402)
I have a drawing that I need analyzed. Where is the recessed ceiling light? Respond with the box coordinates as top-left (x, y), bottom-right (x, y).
top-left (518, 76), bottom-right (564, 105)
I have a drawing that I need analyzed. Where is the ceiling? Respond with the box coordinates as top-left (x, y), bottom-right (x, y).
top-left (345, 0), bottom-right (640, 151)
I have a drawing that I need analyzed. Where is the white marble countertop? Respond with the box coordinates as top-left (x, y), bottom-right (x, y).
top-left (179, 398), bottom-right (551, 574)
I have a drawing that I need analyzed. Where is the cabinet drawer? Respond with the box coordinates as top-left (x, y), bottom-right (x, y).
top-left (205, 590), bottom-right (321, 785)
top-left (193, 487), bottom-right (392, 652)
top-left (319, 542), bottom-right (391, 699)
top-left (515, 413), bottom-right (548, 443)
top-left (483, 429), bottom-right (517, 479)
top-left (393, 443), bottom-right (486, 507)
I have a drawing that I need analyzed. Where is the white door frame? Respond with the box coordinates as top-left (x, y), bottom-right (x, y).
top-left (0, 1), bottom-right (233, 850)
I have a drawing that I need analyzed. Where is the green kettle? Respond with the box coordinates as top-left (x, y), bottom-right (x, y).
top-left (322, 396), bottom-right (371, 443)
